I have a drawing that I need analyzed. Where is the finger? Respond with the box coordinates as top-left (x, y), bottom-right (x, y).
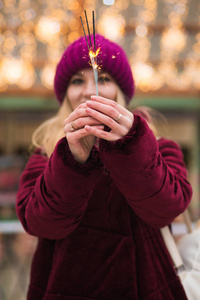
top-left (75, 116), bottom-right (102, 129)
top-left (63, 107), bottom-right (89, 126)
top-left (86, 100), bottom-right (122, 121)
top-left (96, 125), bottom-right (104, 131)
top-left (64, 104), bottom-right (85, 126)
top-left (64, 117), bottom-right (103, 133)
top-left (74, 102), bottom-right (87, 111)
top-left (85, 125), bottom-right (121, 141)
top-left (85, 106), bottom-right (134, 137)
top-left (90, 95), bottom-right (131, 116)
top-left (64, 122), bottom-right (79, 134)
top-left (85, 106), bottom-right (120, 130)
top-left (66, 127), bottom-right (93, 140)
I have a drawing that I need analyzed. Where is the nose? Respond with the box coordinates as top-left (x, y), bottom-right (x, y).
top-left (83, 78), bottom-right (96, 98)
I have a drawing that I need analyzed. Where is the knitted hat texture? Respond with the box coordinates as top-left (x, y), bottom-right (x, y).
top-left (54, 34), bottom-right (134, 105)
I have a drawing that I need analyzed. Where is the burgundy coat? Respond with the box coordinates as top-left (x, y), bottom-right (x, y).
top-left (16, 115), bottom-right (192, 300)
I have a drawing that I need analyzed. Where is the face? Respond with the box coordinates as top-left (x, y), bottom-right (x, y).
top-left (66, 68), bottom-right (118, 110)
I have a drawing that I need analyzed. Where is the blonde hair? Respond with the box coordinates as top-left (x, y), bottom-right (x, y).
top-left (131, 106), bottom-right (158, 137)
top-left (32, 100), bottom-right (71, 157)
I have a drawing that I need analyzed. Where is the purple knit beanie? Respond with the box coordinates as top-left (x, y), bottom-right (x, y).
top-left (54, 34), bottom-right (134, 105)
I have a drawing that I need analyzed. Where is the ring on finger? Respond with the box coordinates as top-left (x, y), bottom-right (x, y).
top-left (114, 113), bottom-right (122, 123)
top-left (70, 122), bottom-right (75, 131)
top-left (70, 121), bottom-right (79, 131)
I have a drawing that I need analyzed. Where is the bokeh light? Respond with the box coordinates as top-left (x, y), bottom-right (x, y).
top-left (1, 57), bottom-right (36, 89)
top-left (35, 16), bottom-right (61, 43)
top-left (98, 11), bottom-right (126, 41)
top-left (41, 64), bottom-right (56, 89)
top-left (0, 0), bottom-right (199, 93)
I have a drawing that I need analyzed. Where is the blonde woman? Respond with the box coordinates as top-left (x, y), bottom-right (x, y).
top-left (16, 34), bottom-right (192, 300)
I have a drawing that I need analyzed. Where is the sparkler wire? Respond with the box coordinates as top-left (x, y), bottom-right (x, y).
top-left (94, 68), bottom-right (98, 96)
top-left (92, 11), bottom-right (96, 53)
top-left (84, 10), bottom-right (92, 48)
top-left (80, 16), bottom-right (90, 51)
top-left (91, 11), bottom-right (98, 96)
top-left (80, 11), bottom-right (98, 96)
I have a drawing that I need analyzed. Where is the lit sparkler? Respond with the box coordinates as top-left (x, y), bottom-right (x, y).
top-left (80, 10), bottom-right (99, 96)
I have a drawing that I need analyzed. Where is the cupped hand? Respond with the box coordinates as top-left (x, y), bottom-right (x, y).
top-left (64, 103), bottom-right (103, 164)
top-left (84, 96), bottom-right (134, 141)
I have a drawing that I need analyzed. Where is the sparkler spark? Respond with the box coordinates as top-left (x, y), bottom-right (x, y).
top-left (89, 48), bottom-right (100, 95)
top-left (89, 48), bottom-right (100, 71)
top-left (89, 48), bottom-right (100, 59)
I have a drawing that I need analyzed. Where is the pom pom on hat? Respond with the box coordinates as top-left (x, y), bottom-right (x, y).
top-left (54, 34), bottom-right (134, 105)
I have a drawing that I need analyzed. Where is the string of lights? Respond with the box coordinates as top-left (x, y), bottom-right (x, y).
top-left (0, 0), bottom-right (199, 95)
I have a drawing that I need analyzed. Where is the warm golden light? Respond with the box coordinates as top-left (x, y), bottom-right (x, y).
top-left (141, 10), bottom-right (155, 23)
top-left (89, 47), bottom-right (100, 58)
top-left (89, 48), bottom-right (100, 70)
top-left (1, 58), bottom-right (23, 84)
top-left (35, 16), bottom-right (61, 43)
top-left (132, 62), bottom-right (154, 82)
top-left (68, 31), bottom-right (80, 44)
top-left (1, 58), bottom-right (36, 88)
top-left (132, 0), bottom-right (143, 5)
top-left (41, 64), bottom-right (56, 89)
top-left (0, 72), bottom-right (8, 92)
top-left (98, 12), bottom-right (125, 41)
top-left (161, 27), bottom-right (187, 53)
top-left (0, 0), bottom-right (199, 94)
top-left (135, 24), bottom-right (148, 37)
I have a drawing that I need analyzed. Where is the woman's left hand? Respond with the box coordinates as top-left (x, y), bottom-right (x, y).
top-left (85, 95), bottom-right (134, 141)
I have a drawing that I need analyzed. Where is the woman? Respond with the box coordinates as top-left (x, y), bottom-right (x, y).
top-left (16, 34), bottom-right (192, 299)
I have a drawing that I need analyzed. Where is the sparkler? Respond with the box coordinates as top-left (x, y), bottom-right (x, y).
top-left (80, 10), bottom-right (99, 96)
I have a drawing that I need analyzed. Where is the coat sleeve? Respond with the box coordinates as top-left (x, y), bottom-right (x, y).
top-left (16, 137), bottom-right (103, 239)
top-left (99, 114), bottom-right (193, 228)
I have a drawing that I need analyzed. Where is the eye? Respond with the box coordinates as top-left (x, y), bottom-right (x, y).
top-left (98, 75), bottom-right (111, 83)
top-left (70, 78), bottom-right (84, 85)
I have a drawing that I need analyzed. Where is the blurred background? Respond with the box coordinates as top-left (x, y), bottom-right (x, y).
top-left (0, 0), bottom-right (200, 299)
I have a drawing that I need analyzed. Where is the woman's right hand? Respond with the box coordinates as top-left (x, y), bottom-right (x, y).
top-left (64, 103), bottom-right (103, 164)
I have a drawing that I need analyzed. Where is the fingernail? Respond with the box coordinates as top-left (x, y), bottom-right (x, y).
top-left (91, 95), bottom-right (97, 100)
top-left (86, 107), bottom-right (92, 113)
top-left (86, 100), bottom-right (92, 106)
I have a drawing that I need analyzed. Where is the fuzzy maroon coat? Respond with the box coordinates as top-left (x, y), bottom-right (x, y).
top-left (16, 115), bottom-right (192, 300)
